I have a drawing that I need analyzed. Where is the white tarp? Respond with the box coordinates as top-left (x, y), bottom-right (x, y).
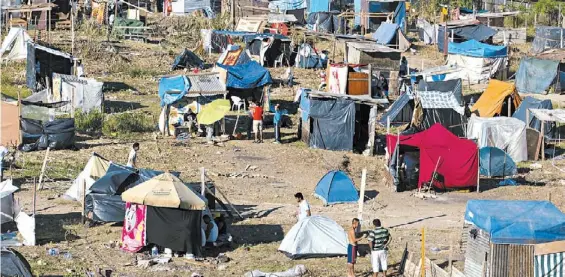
top-left (416, 19), bottom-right (437, 45)
top-left (466, 115), bottom-right (528, 162)
top-left (0, 179), bottom-right (18, 224)
top-left (53, 73), bottom-right (104, 113)
top-left (278, 216), bottom-right (348, 259)
top-left (0, 27), bottom-right (31, 61)
top-left (446, 55), bottom-right (506, 84)
top-left (530, 108), bottom-right (565, 123)
top-left (63, 154), bottom-right (110, 201)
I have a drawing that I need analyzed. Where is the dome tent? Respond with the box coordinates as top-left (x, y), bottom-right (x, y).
top-left (479, 147), bottom-right (517, 178)
top-left (314, 170), bottom-right (359, 205)
top-left (278, 216), bottom-right (348, 259)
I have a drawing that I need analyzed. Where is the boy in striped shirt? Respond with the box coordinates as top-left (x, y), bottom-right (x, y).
top-left (367, 219), bottom-right (391, 277)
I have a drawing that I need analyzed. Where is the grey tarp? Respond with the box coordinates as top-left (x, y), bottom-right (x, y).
top-left (378, 92), bottom-right (414, 126)
top-left (1, 249), bottom-right (33, 277)
top-left (21, 118), bottom-right (75, 152)
top-left (418, 108), bottom-right (467, 137)
top-left (306, 12), bottom-right (344, 34)
top-left (532, 26), bottom-right (565, 54)
top-left (515, 57), bottom-right (560, 94)
top-left (85, 194), bottom-right (126, 222)
top-left (437, 24), bottom-right (496, 53)
top-left (309, 98), bottom-right (355, 151)
top-left (512, 96), bottom-right (555, 138)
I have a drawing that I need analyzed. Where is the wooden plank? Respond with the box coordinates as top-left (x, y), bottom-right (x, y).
top-left (37, 147), bottom-right (51, 190)
top-left (535, 240), bottom-right (565, 255)
top-left (357, 169), bottom-right (367, 221)
top-left (535, 121), bottom-right (544, 161)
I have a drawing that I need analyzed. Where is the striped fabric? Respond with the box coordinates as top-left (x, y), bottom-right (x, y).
top-left (535, 252), bottom-right (565, 277)
top-left (367, 227), bottom-right (390, 251)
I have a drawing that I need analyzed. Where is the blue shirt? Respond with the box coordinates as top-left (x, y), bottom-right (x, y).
top-left (273, 109), bottom-right (288, 125)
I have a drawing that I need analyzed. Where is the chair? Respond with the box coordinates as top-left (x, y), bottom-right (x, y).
top-left (231, 96), bottom-right (245, 113)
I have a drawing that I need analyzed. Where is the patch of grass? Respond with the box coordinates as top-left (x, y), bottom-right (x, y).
top-left (75, 109), bottom-right (104, 134)
top-left (1, 61), bottom-right (32, 99)
top-left (102, 112), bottom-right (155, 137)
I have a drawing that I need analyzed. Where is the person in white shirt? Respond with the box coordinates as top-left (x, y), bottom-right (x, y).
top-left (203, 215), bottom-right (218, 243)
top-left (295, 192), bottom-right (311, 221)
top-left (126, 143), bottom-right (139, 168)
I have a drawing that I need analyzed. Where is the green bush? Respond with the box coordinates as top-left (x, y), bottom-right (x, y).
top-left (102, 112), bottom-right (154, 137)
top-left (75, 109), bottom-right (104, 134)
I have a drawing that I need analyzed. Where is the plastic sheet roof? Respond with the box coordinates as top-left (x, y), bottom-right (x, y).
top-left (448, 40), bottom-right (508, 58)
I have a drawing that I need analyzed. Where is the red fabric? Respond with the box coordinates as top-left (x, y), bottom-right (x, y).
top-left (252, 106), bottom-right (263, 120)
top-left (121, 202), bottom-right (147, 253)
top-left (386, 124), bottom-right (478, 189)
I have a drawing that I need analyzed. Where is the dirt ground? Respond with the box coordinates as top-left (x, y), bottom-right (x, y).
top-left (3, 19), bottom-right (565, 277)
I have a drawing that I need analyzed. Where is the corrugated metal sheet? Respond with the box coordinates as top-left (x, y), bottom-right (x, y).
top-left (465, 226), bottom-right (491, 277)
top-left (490, 244), bottom-right (534, 277)
top-left (535, 252), bottom-right (565, 277)
top-left (186, 73), bottom-right (226, 95)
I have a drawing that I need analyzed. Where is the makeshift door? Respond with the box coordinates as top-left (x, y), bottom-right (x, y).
top-left (121, 202), bottom-right (147, 253)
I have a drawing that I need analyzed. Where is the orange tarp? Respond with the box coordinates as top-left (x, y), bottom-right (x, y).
top-left (221, 48), bottom-right (243, 66)
top-left (1, 101), bottom-right (20, 146)
top-left (471, 79), bottom-right (522, 117)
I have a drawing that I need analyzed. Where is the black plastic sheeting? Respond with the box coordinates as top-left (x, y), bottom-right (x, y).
top-left (246, 38), bottom-right (293, 67)
top-left (378, 93), bottom-right (414, 126)
top-left (86, 194), bottom-right (127, 222)
top-left (1, 248), bottom-right (33, 277)
top-left (309, 98), bottom-right (355, 151)
top-left (306, 12), bottom-right (344, 34)
top-left (388, 146), bottom-right (420, 192)
top-left (146, 206), bottom-right (203, 255)
top-left (437, 24), bottom-right (496, 53)
top-left (418, 108), bottom-right (467, 137)
top-left (171, 49), bottom-right (204, 71)
top-left (20, 118), bottom-right (75, 152)
top-left (26, 43), bottom-right (73, 90)
top-left (287, 8), bottom-right (306, 24)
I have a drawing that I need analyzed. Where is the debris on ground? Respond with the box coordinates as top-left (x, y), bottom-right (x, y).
top-left (244, 264), bottom-right (307, 277)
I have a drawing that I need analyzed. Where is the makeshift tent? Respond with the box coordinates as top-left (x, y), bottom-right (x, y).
top-left (1, 99), bottom-right (20, 146)
top-left (158, 75), bottom-right (190, 106)
top-left (387, 123), bottom-right (479, 189)
top-left (1, 248), bottom-right (33, 277)
top-left (306, 12), bottom-right (344, 34)
top-left (437, 24), bottom-right (497, 53)
top-left (378, 92), bottom-right (414, 126)
top-left (1, 179), bottom-right (18, 224)
top-left (471, 80), bottom-right (521, 117)
top-left (479, 147), bottom-right (517, 177)
top-left (314, 170), bottom-right (359, 205)
top-left (202, 30), bottom-right (255, 53)
top-left (416, 19), bottom-right (437, 45)
top-left (1, 27), bottom-right (31, 61)
top-left (309, 98), bottom-right (355, 151)
top-left (532, 26), bottom-right (565, 54)
top-left (26, 42), bottom-right (73, 90)
top-left (245, 34), bottom-right (292, 67)
top-left (465, 200), bottom-right (565, 244)
top-left (171, 49), bottom-right (204, 70)
top-left (217, 44), bottom-right (251, 66)
top-left (372, 22), bottom-right (411, 51)
top-left (515, 57), bottom-right (561, 94)
top-left (216, 61), bottom-right (273, 89)
top-left (52, 73), bottom-right (104, 113)
top-left (513, 96), bottom-right (555, 138)
top-left (344, 41), bottom-right (402, 67)
top-left (295, 43), bottom-right (326, 69)
top-left (466, 115), bottom-right (527, 162)
top-left (444, 40), bottom-right (507, 84)
top-left (358, 0), bottom-right (406, 31)
top-left (64, 153), bottom-right (111, 201)
top-left (20, 118), bottom-right (75, 152)
top-left (278, 216), bottom-right (348, 259)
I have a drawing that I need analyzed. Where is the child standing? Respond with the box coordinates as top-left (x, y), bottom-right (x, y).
top-left (127, 142), bottom-right (140, 168)
top-left (273, 104), bottom-right (287, 144)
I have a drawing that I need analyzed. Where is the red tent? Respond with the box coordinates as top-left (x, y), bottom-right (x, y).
top-left (386, 124), bottom-right (479, 189)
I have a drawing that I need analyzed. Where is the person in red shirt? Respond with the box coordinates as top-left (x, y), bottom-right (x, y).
top-left (251, 102), bottom-right (264, 143)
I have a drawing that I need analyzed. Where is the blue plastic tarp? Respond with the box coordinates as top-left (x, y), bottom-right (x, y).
top-left (465, 200), bottom-right (565, 244)
top-left (314, 170), bottom-right (359, 205)
top-left (448, 40), bottom-right (507, 58)
top-left (158, 75), bottom-right (190, 107)
top-left (299, 88), bottom-right (311, 122)
top-left (216, 61), bottom-right (272, 89)
top-left (308, 0), bottom-right (329, 13)
top-left (479, 147), bottom-right (517, 177)
top-left (460, 7), bottom-right (488, 14)
top-left (268, 0), bottom-right (306, 11)
top-left (393, 1), bottom-right (406, 31)
top-left (513, 96), bottom-right (554, 138)
top-left (438, 25), bottom-right (496, 52)
top-left (515, 57), bottom-right (559, 94)
top-left (532, 26), bottom-right (565, 54)
top-left (373, 23), bottom-right (398, 44)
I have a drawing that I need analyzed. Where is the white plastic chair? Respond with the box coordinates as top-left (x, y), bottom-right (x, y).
top-left (231, 96), bottom-right (245, 113)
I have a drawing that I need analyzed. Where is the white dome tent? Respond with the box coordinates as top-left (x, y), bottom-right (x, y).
top-left (278, 216), bottom-right (348, 259)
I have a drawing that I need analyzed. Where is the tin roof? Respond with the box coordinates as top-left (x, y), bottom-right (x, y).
top-left (187, 73), bottom-right (227, 95)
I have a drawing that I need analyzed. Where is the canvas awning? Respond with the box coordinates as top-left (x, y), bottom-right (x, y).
top-left (121, 172), bottom-right (206, 210)
top-left (471, 80), bottom-right (521, 117)
top-left (466, 115), bottom-right (528, 162)
top-left (529, 109), bottom-right (565, 123)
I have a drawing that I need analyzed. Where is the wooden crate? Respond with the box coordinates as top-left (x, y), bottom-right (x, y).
top-left (347, 72), bottom-right (369, 96)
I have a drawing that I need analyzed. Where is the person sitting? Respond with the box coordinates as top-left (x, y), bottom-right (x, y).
top-left (203, 215), bottom-right (218, 243)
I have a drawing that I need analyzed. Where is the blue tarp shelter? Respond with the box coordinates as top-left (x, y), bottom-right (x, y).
top-left (295, 43), bottom-right (326, 69)
top-left (356, 0), bottom-right (405, 30)
top-left (464, 200), bottom-right (565, 244)
top-left (216, 61), bottom-right (273, 89)
top-left (308, 0), bottom-right (329, 13)
top-left (515, 57), bottom-right (560, 94)
top-left (513, 96), bottom-right (555, 138)
top-left (479, 147), bottom-right (517, 177)
top-left (373, 23), bottom-right (398, 44)
top-left (158, 75), bottom-right (190, 107)
top-left (314, 170), bottom-right (359, 205)
top-left (448, 40), bottom-right (507, 58)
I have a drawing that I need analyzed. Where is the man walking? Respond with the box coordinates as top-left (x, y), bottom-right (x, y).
top-left (251, 101), bottom-right (264, 143)
top-left (127, 142), bottom-right (140, 168)
top-left (367, 219), bottom-right (391, 277)
top-left (347, 218), bottom-right (362, 277)
top-left (294, 192), bottom-right (311, 221)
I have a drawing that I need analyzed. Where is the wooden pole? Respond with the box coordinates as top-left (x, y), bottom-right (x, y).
top-left (535, 121), bottom-right (544, 161)
top-left (357, 169), bottom-right (367, 221)
top-left (48, 9), bottom-right (51, 42)
top-left (33, 177), bottom-right (37, 216)
top-left (82, 177), bottom-right (87, 224)
top-left (448, 235), bottom-right (453, 275)
top-left (200, 167), bottom-right (206, 197)
top-left (507, 96), bottom-right (511, 116)
top-left (476, 146), bottom-right (480, 193)
top-left (367, 64), bottom-right (372, 96)
top-left (561, 4), bottom-right (563, 49)
top-left (230, 0), bottom-right (235, 28)
top-left (17, 91), bottom-right (22, 144)
top-left (37, 147), bottom-right (50, 190)
top-left (71, 10), bottom-right (75, 56)
top-left (204, 173), bottom-right (244, 220)
top-left (542, 120), bottom-right (546, 161)
top-left (420, 227), bottom-right (426, 277)
top-left (232, 114), bottom-right (240, 136)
